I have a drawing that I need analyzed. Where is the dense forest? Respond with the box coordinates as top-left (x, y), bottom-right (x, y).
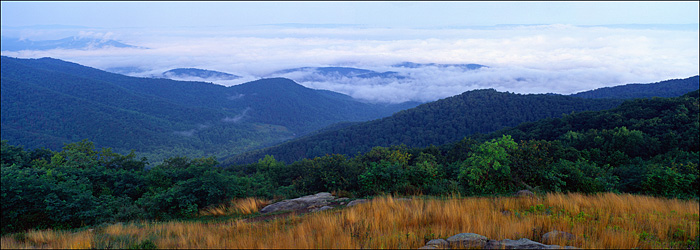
top-left (571, 75), bottom-right (699, 99)
top-left (1, 56), bottom-right (417, 163)
top-left (225, 89), bottom-right (625, 164)
top-left (3, 90), bottom-right (697, 234)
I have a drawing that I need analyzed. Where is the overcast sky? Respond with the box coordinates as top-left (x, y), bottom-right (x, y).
top-left (2, 1), bottom-right (699, 103)
top-left (2, 1), bottom-right (699, 28)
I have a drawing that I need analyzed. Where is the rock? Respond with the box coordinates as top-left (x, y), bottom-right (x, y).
top-left (336, 197), bottom-right (350, 202)
top-left (346, 199), bottom-right (369, 207)
top-left (421, 234), bottom-right (579, 249)
top-left (516, 190), bottom-right (535, 197)
top-left (485, 238), bottom-right (573, 249)
top-left (446, 233), bottom-right (488, 248)
top-left (425, 239), bottom-right (449, 249)
top-left (542, 230), bottom-right (576, 244)
top-left (311, 206), bottom-right (334, 212)
top-left (260, 192), bottom-right (336, 214)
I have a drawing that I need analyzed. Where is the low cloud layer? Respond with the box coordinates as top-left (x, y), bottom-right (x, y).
top-left (2, 24), bottom-right (698, 103)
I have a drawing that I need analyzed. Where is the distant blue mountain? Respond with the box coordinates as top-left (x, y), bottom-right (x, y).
top-left (0, 36), bottom-right (142, 51)
top-left (162, 68), bottom-right (241, 80)
top-left (570, 76), bottom-right (699, 99)
top-left (272, 66), bottom-right (405, 80)
top-left (392, 62), bottom-right (487, 70)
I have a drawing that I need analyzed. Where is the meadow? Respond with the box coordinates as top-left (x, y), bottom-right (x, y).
top-left (1, 192), bottom-right (698, 249)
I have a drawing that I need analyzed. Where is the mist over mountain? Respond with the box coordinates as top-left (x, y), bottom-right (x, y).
top-left (224, 89), bottom-right (624, 164)
top-left (0, 36), bottom-right (142, 51)
top-left (391, 62), bottom-right (487, 70)
top-left (0, 56), bottom-right (416, 163)
top-left (223, 75), bottom-right (698, 164)
top-left (270, 67), bottom-right (405, 82)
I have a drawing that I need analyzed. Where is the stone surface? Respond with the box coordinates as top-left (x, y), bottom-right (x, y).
top-left (446, 233), bottom-right (488, 248)
top-left (418, 245), bottom-right (438, 249)
top-left (425, 239), bottom-right (449, 249)
top-left (311, 206), bottom-right (334, 212)
top-left (516, 190), bottom-right (535, 197)
top-left (420, 233), bottom-right (579, 249)
top-left (485, 238), bottom-right (565, 249)
top-left (259, 192), bottom-right (336, 214)
top-left (542, 230), bottom-right (576, 244)
top-left (346, 199), bottom-right (369, 207)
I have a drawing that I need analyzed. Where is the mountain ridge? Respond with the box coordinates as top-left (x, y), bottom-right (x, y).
top-left (1, 56), bottom-right (416, 163)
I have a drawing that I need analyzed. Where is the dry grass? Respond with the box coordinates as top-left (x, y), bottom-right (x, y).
top-left (2, 192), bottom-right (698, 249)
top-left (198, 197), bottom-right (270, 217)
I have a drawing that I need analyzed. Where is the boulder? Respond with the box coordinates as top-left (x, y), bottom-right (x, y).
top-left (446, 233), bottom-right (488, 248)
top-left (346, 199), bottom-right (369, 207)
top-left (259, 192), bottom-right (336, 214)
top-left (485, 238), bottom-right (572, 249)
top-left (542, 230), bottom-right (576, 244)
top-left (420, 234), bottom-right (580, 249)
top-left (425, 239), bottom-right (449, 249)
top-left (516, 190), bottom-right (535, 197)
top-left (311, 206), bottom-right (334, 212)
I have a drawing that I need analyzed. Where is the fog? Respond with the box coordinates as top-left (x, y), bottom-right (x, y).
top-left (2, 24), bottom-right (698, 103)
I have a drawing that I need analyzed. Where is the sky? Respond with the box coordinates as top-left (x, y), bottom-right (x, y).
top-left (2, 1), bottom-right (699, 103)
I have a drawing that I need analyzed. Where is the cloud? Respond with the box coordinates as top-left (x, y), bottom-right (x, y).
top-left (222, 107), bottom-right (251, 123)
top-left (2, 25), bottom-right (697, 103)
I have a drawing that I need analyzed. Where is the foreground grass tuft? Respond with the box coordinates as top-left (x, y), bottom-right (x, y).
top-left (198, 197), bottom-right (270, 217)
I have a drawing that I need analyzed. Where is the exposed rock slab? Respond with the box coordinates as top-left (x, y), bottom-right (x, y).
top-left (446, 233), bottom-right (488, 248)
top-left (260, 192), bottom-right (336, 214)
top-left (346, 199), bottom-right (369, 207)
top-left (542, 230), bottom-right (576, 244)
top-left (425, 239), bottom-right (449, 249)
top-left (421, 233), bottom-right (578, 249)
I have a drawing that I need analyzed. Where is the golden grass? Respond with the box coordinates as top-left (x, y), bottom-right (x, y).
top-left (198, 197), bottom-right (270, 217)
top-left (2, 192), bottom-right (698, 249)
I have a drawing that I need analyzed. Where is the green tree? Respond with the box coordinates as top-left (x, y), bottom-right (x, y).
top-left (457, 135), bottom-right (518, 194)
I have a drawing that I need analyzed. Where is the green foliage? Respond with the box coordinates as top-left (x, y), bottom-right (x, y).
top-left (227, 88), bottom-right (624, 164)
top-left (358, 161), bottom-right (407, 195)
top-left (458, 135), bottom-right (518, 194)
top-left (2, 83), bottom-right (697, 235)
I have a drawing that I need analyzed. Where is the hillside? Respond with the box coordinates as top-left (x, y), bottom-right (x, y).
top-left (570, 75), bottom-right (699, 99)
top-left (483, 89), bottom-right (700, 150)
top-left (224, 89), bottom-right (624, 164)
top-left (0, 56), bottom-right (416, 162)
top-left (2, 90), bottom-right (696, 236)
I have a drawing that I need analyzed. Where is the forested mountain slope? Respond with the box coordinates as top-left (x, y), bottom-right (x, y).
top-left (224, 89), bottom-right (624, 164)
top-left (482, 90), bottom-right (700, 152)
top-left (571, 76), bottom-right (699, 99)
top-left (0, 56), bottom-right (416, 162)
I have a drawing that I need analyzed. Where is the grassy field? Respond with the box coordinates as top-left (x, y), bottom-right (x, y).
top-left (1, 192), bottom-right (698, 249)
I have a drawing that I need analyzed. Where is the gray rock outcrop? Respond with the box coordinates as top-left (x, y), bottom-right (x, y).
top-left (425, 239), bottom-right (449, 249)
top-left (542, 230), bottom-right (576, 244)
top-left (260, 192), bottom-right (336, 214)
top-left (516, 189), bottom-right (535, 197)
top-left (259, 192), bottom-right (371, 214)
top-left (420, 232), bottom-right (578, 249)
top-left (446, 233), bottom-right (488, 248)
top-left (346, 199), bottom-right (369, 207)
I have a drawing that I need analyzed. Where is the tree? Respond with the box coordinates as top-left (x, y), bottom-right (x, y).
top-left (458, 135), bottom-right (517, 194)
